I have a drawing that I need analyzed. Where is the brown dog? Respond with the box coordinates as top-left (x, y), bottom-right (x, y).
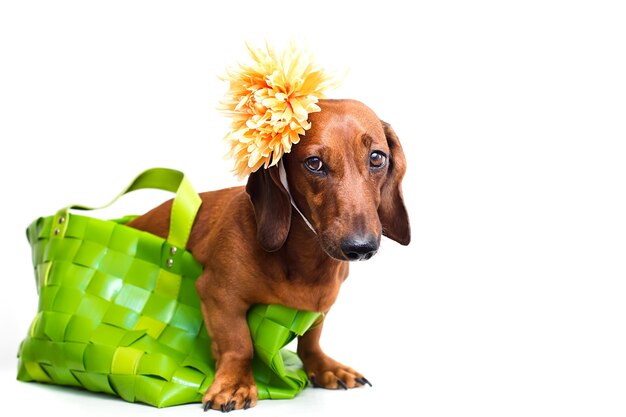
top-left (128, 99), bottom-right (410, 411)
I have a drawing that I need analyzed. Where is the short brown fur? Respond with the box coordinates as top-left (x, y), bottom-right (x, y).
top-left (128, 99), bottom-right (410, 411)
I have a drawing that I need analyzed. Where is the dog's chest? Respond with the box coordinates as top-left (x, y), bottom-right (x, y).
top-left (268, 263), bottom-right (348, 312)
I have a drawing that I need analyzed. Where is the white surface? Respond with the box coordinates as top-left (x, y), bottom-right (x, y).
top-left (1, 1), bottom-right (625, 416)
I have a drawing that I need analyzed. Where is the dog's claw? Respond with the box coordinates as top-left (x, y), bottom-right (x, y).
top-left (243, 399), bottom-right (251, 410)
top-left (310, 375), bottom-right (320, 388)
top-left (204, 401), bottom-right (212, 412)
top-left (355, 377), bottom-right (372, 387)
top-left (337, 379), bottom-right (348, 390)
top-left (219, 401), bottom-right (236, 413)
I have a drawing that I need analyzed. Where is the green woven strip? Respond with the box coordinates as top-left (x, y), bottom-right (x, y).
top-left (56, 168), bottom-right (201, 251)
top-left (17, 168), bottom-right (321, 408)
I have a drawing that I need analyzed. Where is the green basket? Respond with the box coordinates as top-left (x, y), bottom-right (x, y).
top-left (17, 168), bottom-right (321, 408)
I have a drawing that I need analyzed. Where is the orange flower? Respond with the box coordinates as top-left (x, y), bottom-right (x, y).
top-left (221, 43), bottom-right (336, 178)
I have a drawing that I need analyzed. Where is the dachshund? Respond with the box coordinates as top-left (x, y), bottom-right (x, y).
top-left (128, 98), bottom-right (410, 411)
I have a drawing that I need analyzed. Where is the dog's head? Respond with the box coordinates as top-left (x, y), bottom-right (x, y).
top-left (246, 99), bottom-right (410, 261)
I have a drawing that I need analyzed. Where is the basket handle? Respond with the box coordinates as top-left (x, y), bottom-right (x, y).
top-left (57, 168), bottom-right (202, 249)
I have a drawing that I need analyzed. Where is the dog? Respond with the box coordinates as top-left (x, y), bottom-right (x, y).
top-left (128, 98), bottom-right (410, 411)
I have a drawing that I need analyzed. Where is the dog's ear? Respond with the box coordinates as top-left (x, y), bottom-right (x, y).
top-left (246, 165), bottom-right (292, 252)
top-left (379, 121), bottom-right (411, 245)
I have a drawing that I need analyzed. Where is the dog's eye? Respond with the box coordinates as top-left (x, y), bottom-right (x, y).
top-left (370, 151), bottom-right (387, 169)
top-left (304, 157), bottom-right (324, 173)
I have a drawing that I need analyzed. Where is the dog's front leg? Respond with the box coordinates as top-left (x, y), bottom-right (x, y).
top-left (197, 274), bottom-right (257, 411)
top-left (297, 320), bottom-right (371, 390)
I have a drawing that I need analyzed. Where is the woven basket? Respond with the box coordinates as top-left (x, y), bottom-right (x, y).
top-left (17, 168), bottom-right (321, 407)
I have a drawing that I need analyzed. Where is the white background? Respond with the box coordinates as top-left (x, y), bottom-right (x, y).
top-left (1, 1), bottom-right (625, 416)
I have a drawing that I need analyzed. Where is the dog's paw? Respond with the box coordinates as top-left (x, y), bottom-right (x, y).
top-left (201, 377), bottom-right (258, 412)
top-left (304, 355), bottom-right (372, 390)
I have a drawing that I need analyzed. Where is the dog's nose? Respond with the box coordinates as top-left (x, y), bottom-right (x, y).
top-left (340, 235), bottom-right (379, 261)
